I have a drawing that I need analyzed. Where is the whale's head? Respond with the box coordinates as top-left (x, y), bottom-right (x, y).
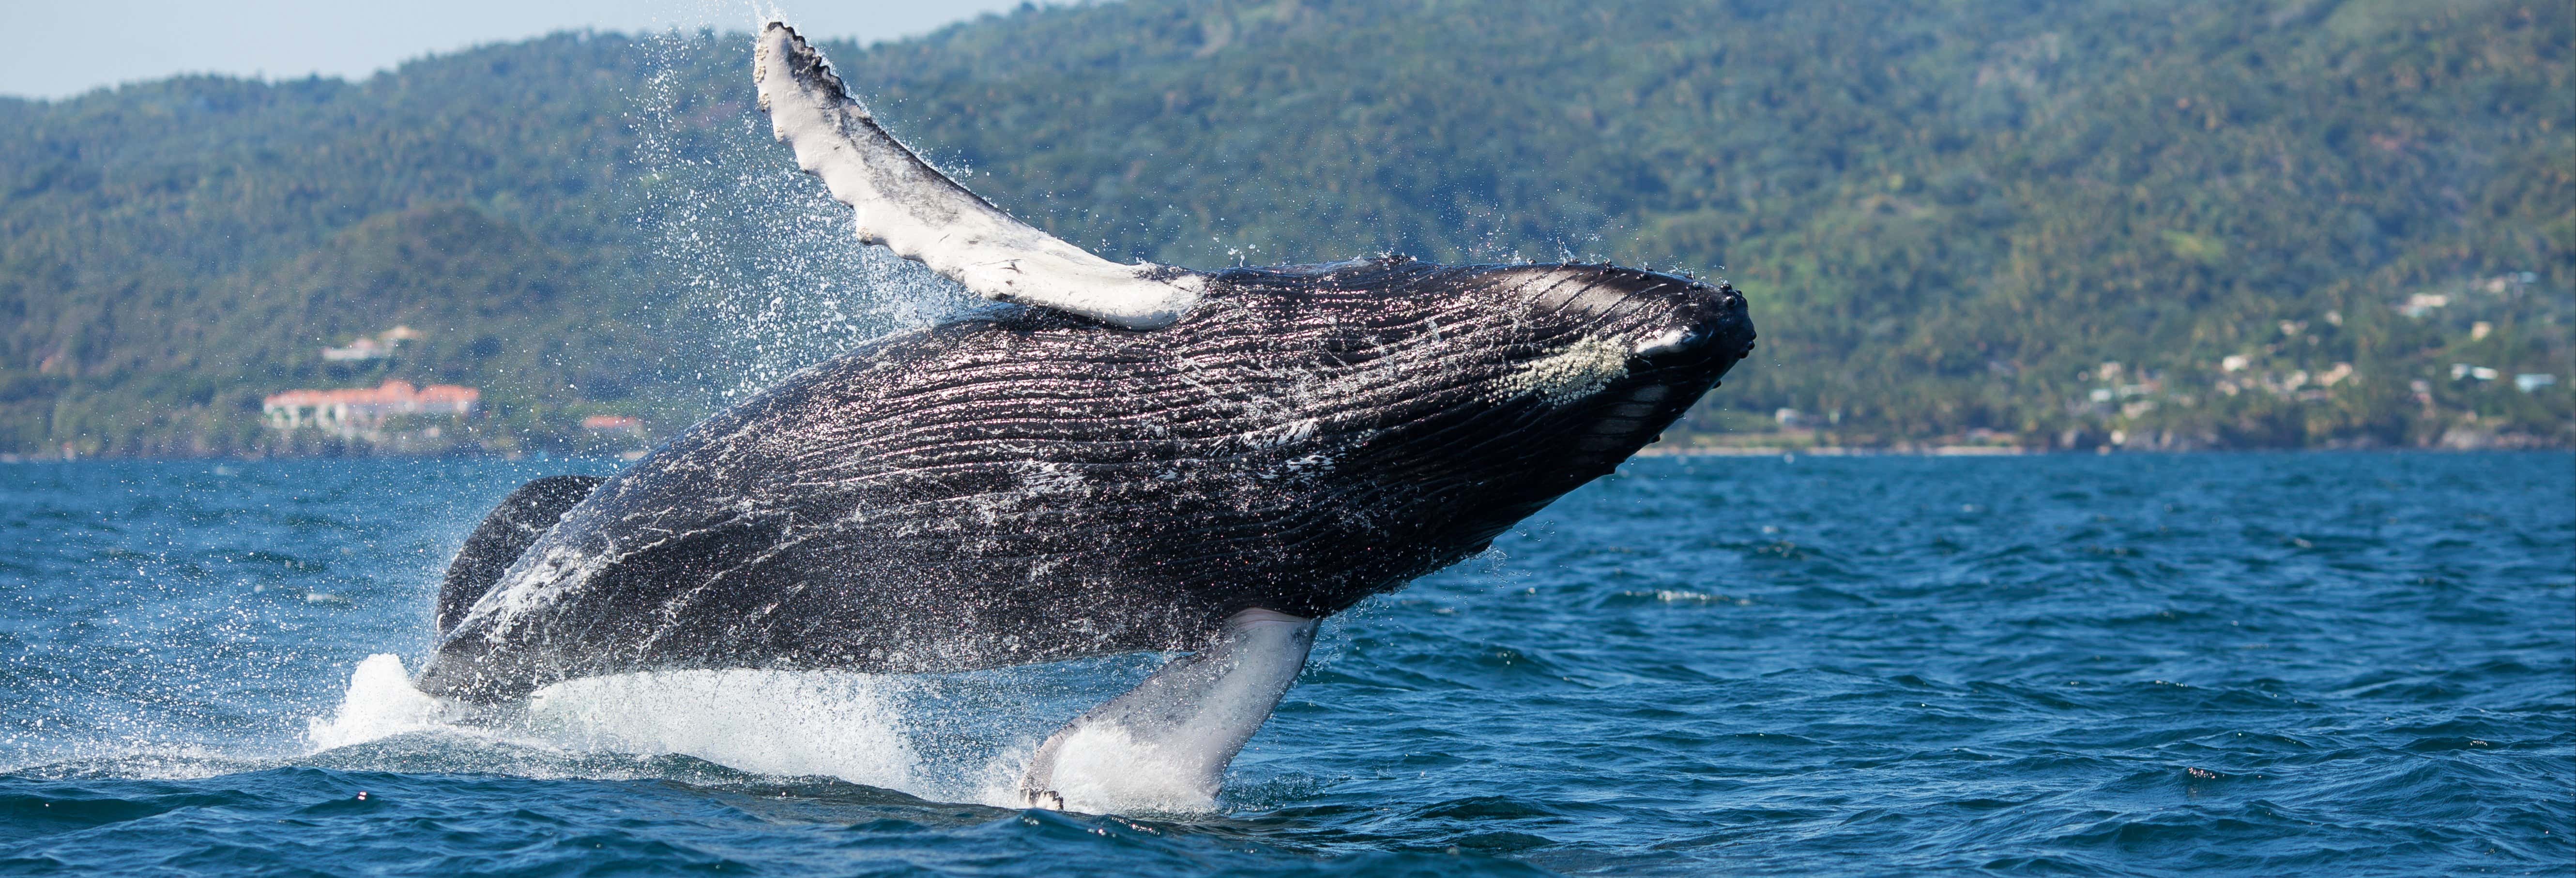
top-left (1461, 261), bottom-right (1756, 476)
top-left (1207, 257), bottom-right (1752, 469)
top-left (1165, 257), bottom-right (1754, 605)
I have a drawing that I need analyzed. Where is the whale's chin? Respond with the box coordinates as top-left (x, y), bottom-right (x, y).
top-left (1577, 383), bottom-right (1676, 455)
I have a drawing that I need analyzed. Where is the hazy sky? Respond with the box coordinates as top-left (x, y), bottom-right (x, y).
top-left (0, 0), bottom-right (1032, 100)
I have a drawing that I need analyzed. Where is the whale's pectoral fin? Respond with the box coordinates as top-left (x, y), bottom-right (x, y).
top-left (752, 21), bottom-right (1204, 330)
top-left (1017, 608), bottom-right (1318, 811)
top-left (436, 475), bottom-right (606, 636)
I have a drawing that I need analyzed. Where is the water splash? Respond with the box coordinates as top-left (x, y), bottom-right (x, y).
top-left (305, 654), bottom-right (451, 750)
top-left (1030, 725), bottom-right (1225, 814)
top-left (523, 668), bottom-right (918, 789)
top-left (628, 26), bottom-right (978, 408)
top-left (297, 652), bottom-right (1231, 814)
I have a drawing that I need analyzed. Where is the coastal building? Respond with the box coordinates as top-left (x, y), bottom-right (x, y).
top-left (320, 338), bottom-right (390, 361)
top-left (262, 379), bottom-right (480, 439)
top-left (2397, 293), bottom-right (2448, 318)
top-left (320, 326), bottom-right (425, 361)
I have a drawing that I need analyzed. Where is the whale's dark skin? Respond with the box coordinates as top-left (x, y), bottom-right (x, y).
top-left (417, 257), bottom-right (1753, 702)
top-left (435, 474), bottom-right (605, 636)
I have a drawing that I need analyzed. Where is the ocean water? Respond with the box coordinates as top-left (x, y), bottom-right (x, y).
top-left (1, 453), bottom-right (2568, 876)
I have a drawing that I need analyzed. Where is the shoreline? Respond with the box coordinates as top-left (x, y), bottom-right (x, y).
top-left (1637, 440), bottom-right (2576, 457)
top-left (6, 446), bottom-right (2571, 464)
top-left (1639, 444), bottom-right (2032, 457)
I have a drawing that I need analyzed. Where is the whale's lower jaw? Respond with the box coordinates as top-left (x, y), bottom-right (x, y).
top-left (1568, 383), bottom-right (1679, 467)
top-left (420, 260), bottom-right (1751, 703)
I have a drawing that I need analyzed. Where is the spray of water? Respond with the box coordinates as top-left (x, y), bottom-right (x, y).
top-left (308, 654), bottom-right (927, 791)
top-left (303, 653), bottom-right (1222, 812)
top-left (628, 22), bottom-right (978, 409)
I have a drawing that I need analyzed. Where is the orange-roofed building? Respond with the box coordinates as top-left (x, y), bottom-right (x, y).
top-left (262, 380), bottom-right (480, 437)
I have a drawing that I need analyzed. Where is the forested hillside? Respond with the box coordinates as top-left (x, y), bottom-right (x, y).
top-left (2, 0), bottom-right (2568, 456)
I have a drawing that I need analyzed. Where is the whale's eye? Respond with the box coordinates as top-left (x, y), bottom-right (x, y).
top-left (1632, 329), bottom-right (1693, 357)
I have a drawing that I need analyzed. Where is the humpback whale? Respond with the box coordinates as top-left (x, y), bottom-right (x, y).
top-left (417, 22), bottom-right (1755, 810)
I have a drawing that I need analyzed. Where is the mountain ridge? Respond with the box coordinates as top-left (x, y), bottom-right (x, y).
top-left (2, 0), bottom-right (2568, 457)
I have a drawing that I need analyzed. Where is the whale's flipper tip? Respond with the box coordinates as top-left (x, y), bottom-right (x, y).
top-left (752, 18), bottom-right (1203, 330)
top-left (753, 21), bottom-right (855, 122)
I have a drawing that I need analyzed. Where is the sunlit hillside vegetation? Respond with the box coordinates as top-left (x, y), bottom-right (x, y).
top-left (1, 0), bottom-right (2568, 456)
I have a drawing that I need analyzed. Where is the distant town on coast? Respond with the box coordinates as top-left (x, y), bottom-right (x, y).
top-left (2, 0), bottom-right (2568, 459)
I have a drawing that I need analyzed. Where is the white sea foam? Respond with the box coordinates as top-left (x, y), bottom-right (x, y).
top-left (305, 654), bottom-right (452, 750)
top-left (305, 656), bottom-right (918, 789)
top-left (522, 669), bottom-right (918, 790)
top-left (1027, 724), bottom-right (1226, 814)
top-left (300, 654), bottom-right (1231, 814)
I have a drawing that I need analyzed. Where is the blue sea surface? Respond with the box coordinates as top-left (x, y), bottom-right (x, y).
top-left (1, 453), bottom-right (2569, 876)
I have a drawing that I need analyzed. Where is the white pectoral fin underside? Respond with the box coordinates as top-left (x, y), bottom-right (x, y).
top-left (1017, 609), bottom-right (1318, 812)
top-left (753, 21), bottom-right (1203, 330)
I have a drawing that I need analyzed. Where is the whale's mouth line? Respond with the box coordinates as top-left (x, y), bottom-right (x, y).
top-left (1573, 383), bottom-right (1675, 455)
